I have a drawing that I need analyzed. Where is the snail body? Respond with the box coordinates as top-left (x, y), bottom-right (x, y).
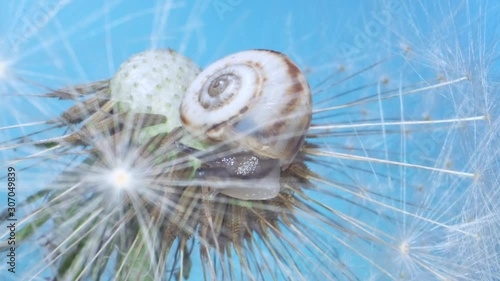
top-left (196, 151), bottom-right (282, 200)
top-left (180, 50), bottom-right (312, 200)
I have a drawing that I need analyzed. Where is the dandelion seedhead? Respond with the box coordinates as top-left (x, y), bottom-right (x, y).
top-left (0, 1), bottom-right (499, 281)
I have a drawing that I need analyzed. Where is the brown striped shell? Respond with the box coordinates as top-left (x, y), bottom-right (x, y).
top-left (180, 50), bottom-right (312, 169)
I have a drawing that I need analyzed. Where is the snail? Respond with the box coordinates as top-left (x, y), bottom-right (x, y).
top-left (180, 50), bottom-right (312, 200)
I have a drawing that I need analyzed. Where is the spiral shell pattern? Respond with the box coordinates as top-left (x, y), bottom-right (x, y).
top-left (180, 50), bottom-right (312, 167)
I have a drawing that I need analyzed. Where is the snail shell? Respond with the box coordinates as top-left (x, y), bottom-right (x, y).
top-left (180, 50), bottom-right (312, 200)
top-left (180, 50), bottom-right (312, 168)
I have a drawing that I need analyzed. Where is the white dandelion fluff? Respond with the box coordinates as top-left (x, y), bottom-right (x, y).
top-left (0, 1), bottom-right (498, 280)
